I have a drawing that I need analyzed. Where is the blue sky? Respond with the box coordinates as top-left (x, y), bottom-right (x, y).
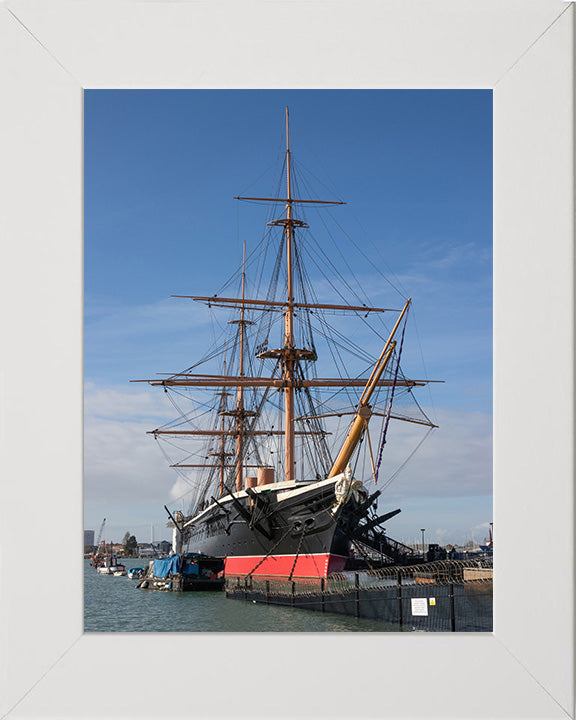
top-left (84, 89), bottom-right (492, 547)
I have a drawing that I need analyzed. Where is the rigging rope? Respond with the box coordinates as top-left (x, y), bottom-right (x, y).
top-left (374, 312), bottom-right (408, 482)
top-left (380, 426), bottom-right (436, 492)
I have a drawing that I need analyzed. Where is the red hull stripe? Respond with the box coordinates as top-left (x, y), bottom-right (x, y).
top-left (225, 553), bottom-right (347, 579)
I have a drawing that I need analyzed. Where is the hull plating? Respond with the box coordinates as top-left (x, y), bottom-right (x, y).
top-left (182, 478), bottom-right (356, 579)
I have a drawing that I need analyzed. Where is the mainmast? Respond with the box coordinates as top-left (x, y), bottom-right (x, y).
top-left (283, 107), bottom-right (296, 482)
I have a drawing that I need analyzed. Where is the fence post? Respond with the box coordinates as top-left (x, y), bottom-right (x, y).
top-left (244, 576), bottom-right (248, 600)
top-left (266, 580), bottom-right (270, 605)
top-left (397, 572), bottom-right (403, 629)
top-left (321, 578), bottom-right (325, 614)
top-left (355, 573), bottom-right (360, 618)
top-left (450, 582), bottom-right (456, 632)
top-left (291, 580), bottom-right (296, 607)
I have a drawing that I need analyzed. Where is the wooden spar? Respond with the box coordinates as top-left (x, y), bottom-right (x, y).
top-left (284, 106), bottom-right (295, 483)
top-left (233, 196), bottom-right (345, 205)
top-left (134, 377), bottom-right (430, 388)
top-left (169, 464), bottom-right (263, 468)
top-left (174, 295), bottom-right (396, 313)
top-left (327, 298), bottom-right (412, 478)
top-left (295, 411), bottom-right (439, 429)
top-left (150, 430), bottom-right (330, 436)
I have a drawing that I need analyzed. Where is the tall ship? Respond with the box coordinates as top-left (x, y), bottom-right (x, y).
top-left (134, 109), bottom-right (438, 580)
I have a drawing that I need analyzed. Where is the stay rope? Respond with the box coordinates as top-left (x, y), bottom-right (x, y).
top-left (374, 313), bottom-right (408, 483)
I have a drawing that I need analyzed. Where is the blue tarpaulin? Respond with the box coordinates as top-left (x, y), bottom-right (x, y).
top-left (153, 555), bottom-right (181, 578)
top-left (182, 562), bottom-right (199, 576)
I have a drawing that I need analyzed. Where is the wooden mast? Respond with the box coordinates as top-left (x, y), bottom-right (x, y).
top-left (214, 243), bottom-right (254, 491)
top-left (218, 354), bottom-right (228, 496)
top-left (284, 107), bottom-right (296, 483)
top-left (235, 243), bottom-right (247, 491)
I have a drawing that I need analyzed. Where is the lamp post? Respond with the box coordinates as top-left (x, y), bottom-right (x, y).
top-left (421, 528), bottom-right (426, 560)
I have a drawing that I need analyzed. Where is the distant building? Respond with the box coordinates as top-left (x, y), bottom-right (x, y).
top-left (138, 541), bottom-right (172, 558)
top-left (84, 530), bottom-right (95, 549)
top-left (138, 543), bottom-right (156, 558)
top-left (158, 540), bottom-right (171, 555)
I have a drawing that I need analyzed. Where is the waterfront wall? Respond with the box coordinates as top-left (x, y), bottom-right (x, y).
top-left (226, 560), bottom-right (493, 632)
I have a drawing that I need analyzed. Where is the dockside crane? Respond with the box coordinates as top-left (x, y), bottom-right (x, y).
top-left (93, 518), bottom-right (106, 562)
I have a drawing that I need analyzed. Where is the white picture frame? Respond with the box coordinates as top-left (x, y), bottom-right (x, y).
top-left (0, 1), bottom-right (573, 718)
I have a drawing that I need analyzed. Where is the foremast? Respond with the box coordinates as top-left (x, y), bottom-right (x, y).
top-left (219, 243), bottom-right (255, 491)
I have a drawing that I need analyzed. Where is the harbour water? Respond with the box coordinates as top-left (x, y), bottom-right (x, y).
top-left (84, 559), bottom-right (396, 632)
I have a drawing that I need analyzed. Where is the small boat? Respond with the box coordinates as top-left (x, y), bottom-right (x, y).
top-left (96, 555), bottom-right (127, 575)
top-left (479, 527), bottom-right (494, 555)
top-left (137, 553), bottom-right (224, 592)
top-left (113, 569), bottom-right (127, 576)
top-left (127, 567), bottom-right (146, 579)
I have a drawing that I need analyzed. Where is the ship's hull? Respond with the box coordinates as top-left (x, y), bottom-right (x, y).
top-left (181, 474), bottom-right (362, 579)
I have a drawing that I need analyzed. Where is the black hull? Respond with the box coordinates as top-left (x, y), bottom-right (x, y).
top-left (181, 476), bottom-right (364, 578)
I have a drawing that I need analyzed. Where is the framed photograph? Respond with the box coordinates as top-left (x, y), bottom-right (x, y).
top-left (82, 87), bottom-right (494, 629)
top-left (0, 1), bottom-right (573, 718)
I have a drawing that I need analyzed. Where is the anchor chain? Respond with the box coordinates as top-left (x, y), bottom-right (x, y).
top-left (287, 528), bottom-right (307, 582)
top-left (245, 524), bottom-right (293, 579)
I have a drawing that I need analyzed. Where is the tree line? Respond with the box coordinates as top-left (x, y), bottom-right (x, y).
top-left (122, 532), bottom-right (138, 556)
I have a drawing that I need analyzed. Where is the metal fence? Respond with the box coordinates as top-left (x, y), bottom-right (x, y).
top-left (226, 560), bottom-right (493, 631)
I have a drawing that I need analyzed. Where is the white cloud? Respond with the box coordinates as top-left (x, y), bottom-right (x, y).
top-left (83, 384), bottom-right (186, 512)
top-left (168, 476), bottom-right (198, 503)
top-left (84, 381), bottom-right (173, 421)
top-left (379, 408), bottom-right (492, 500)
top-left (473, 521), bottom-right (492, 532)
top-left (84, 413), bottom-right (173, 505)
top-left (84, 382), bottom-right (491, 514)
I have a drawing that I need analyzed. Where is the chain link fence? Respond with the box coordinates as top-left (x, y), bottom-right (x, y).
top-left (226, 559), bottom-right (493, 631)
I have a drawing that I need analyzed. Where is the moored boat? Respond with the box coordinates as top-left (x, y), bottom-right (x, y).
top-left (127, 567), bottom-right (146, 579)
top-left (96, 555), bottom-right (127, 575)
top-left (137, 553), bottom-right (224, 592)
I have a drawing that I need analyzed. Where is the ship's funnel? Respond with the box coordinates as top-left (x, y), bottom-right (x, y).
top-left (257, 468), bottom-right (274, 486)
top-left (245, 476), bottom-right (257, 489)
